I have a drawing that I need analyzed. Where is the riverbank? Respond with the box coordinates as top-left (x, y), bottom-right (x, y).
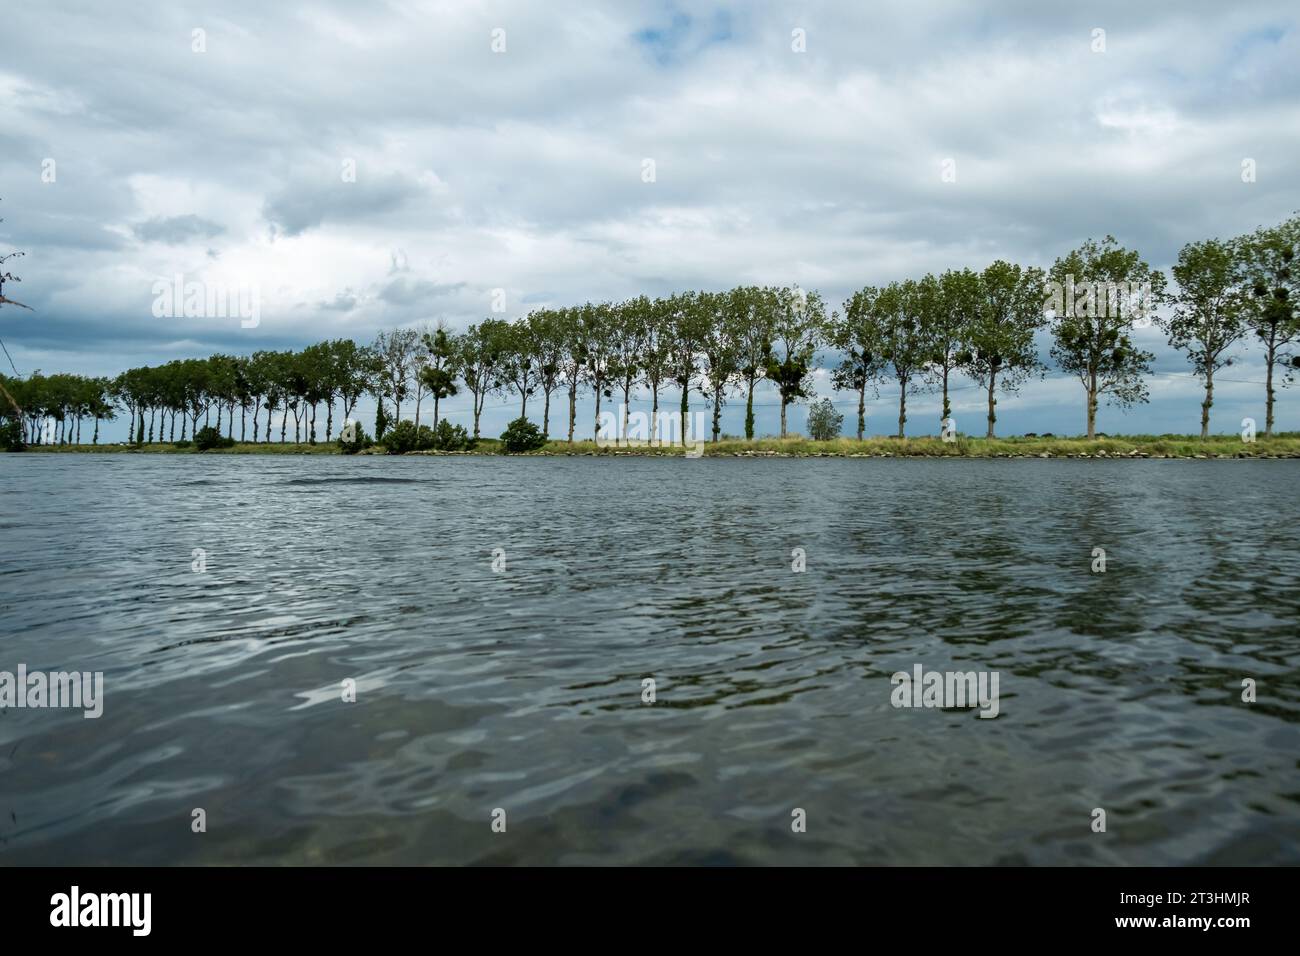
top-left (15, 433), bottom-right (1300, 458)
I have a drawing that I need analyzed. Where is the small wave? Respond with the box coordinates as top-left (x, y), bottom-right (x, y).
top-left (279, 476), bottom-right (428, 486)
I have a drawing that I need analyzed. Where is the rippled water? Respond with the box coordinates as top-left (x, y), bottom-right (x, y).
top-left (1, 453), bottom-right (1297, 865)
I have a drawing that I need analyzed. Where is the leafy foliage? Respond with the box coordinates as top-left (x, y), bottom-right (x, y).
top-left (1, 419), bottom-right (25, 451)
top-left (194, 425), bottom-right (235, 450)
top-left (500, 416), bottom-right (547, 453)
top-left (431, 419), bottom-right (472, 451)
top-left (807, 398), bottom-right (844, 440)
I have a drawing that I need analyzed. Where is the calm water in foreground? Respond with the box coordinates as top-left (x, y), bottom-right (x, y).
top-left (1, 454), bottom-right (1297, 865)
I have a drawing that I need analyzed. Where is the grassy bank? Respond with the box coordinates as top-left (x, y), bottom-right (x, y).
top-left (15, 433), bottom-right (1300, 458)
top-left (532, 434), bottom-right (1300, 458)
top-left (21, 440), bottom-right (345, 455)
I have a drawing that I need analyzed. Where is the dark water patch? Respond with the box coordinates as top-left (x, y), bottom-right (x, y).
top-left (278, 476), bottom-right (429, 486)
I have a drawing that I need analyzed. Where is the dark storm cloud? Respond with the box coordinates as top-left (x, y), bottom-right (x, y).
top-left (262, 174), bottom-right (429, 238)
top-left (378, 277), bottom-right (466, 306)
top-left (133, 214), bottom-right (226, 244)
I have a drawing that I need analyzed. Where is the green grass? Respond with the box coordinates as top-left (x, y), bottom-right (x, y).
top-left (530, 434), bottom-right (1300, 458)
top-left (23, 441), bottom-right (344, 455)
top-left (16, 432), bottom-right (1300, 458)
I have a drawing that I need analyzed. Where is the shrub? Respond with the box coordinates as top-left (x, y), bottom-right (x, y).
top-left (173, 439), bottom-right (192, 449)
top-left (337, 422), bottom-right (372, 454)
top-left (807, 399), bottom-right (844, 441)
top-left (500, 417), bottom-right (547, 453)
top-left (431, 419), bottom-right (472, 451)
top-left (382, 419), bottom-right (420, 454)
top-left (194, 425), bottom-right (235, 451)
top-left (1, 420), bottom-right (25, 452)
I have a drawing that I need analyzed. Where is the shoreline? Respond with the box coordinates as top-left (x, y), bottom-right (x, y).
top-left (11, 434), bottom-right (1300, 459)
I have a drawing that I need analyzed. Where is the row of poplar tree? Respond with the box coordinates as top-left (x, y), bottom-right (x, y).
top-left (2, 215), bottom-right (1297, 447)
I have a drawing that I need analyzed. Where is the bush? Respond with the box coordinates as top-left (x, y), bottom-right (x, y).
top-left (500, 417), bottom-right (547, 453)
top-left (382, 419), bottom-right (420, 454)
top-left (1, 420), bottom-right (26, 452)
top-left (194, 425), bottom-right (235, 451)
top-left (807, 399), bottom-right (844, 441)
top-left (173, 439), bottom-right (192, 449)
top-left (431, 419), bottom-right (472, 451)
top-left (337, 421), bottom-right (372, 454)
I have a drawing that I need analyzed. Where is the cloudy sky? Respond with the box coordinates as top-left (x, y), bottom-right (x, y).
top-left (1, 0), bottom-right (1298, 439)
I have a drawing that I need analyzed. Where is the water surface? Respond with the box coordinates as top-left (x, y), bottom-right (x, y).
top-left (1, 454), bottom-right (1297, 864)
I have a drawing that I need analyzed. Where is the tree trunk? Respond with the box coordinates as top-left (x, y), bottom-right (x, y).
top-left (1086, 370), bottom-right (1098, 440)
top-left (711, 387), bottom-right (722, 442)
top-left (621, 388), bottom-right (632, 447)
top-left (93, 416), bottom-right (100, 445)
top-left (1200, 369), bottom-right (1214, 440)
top-left (780, 398), bottom-right (788, 439)
top-left (680, 387), bottom-right (689, 447)
top-left (856, 385), bottom-right (866, 441)
top-left (325, 402), bottom-right (332, 442)
top-left (986, 370), bottom-right (998, 439)
top-left (745, 377), bottom-right (757, 440)
top-left (896, 379), bottom-right (906, 439)
top-left (432, 396), bottom-right (440, 432)
top-left (567, 382), bottom-right (577, 443)
top-left (280, 407), bottom-right (288, 443)
top-left (941, 366), bottom-right (951, 423)
top-left (650, 385), bottom-right (660, 446)
top-left (542, 390), bottom-right (550, 437)
top-left (1265, 344), bottom-right (1276, 437)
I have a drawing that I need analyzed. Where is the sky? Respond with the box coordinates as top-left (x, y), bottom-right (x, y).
top-left (1, 0), bottom-right (1298, 441)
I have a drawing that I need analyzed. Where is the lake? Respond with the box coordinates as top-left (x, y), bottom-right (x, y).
top-left (1, 454), bottom-right (1297, 864)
